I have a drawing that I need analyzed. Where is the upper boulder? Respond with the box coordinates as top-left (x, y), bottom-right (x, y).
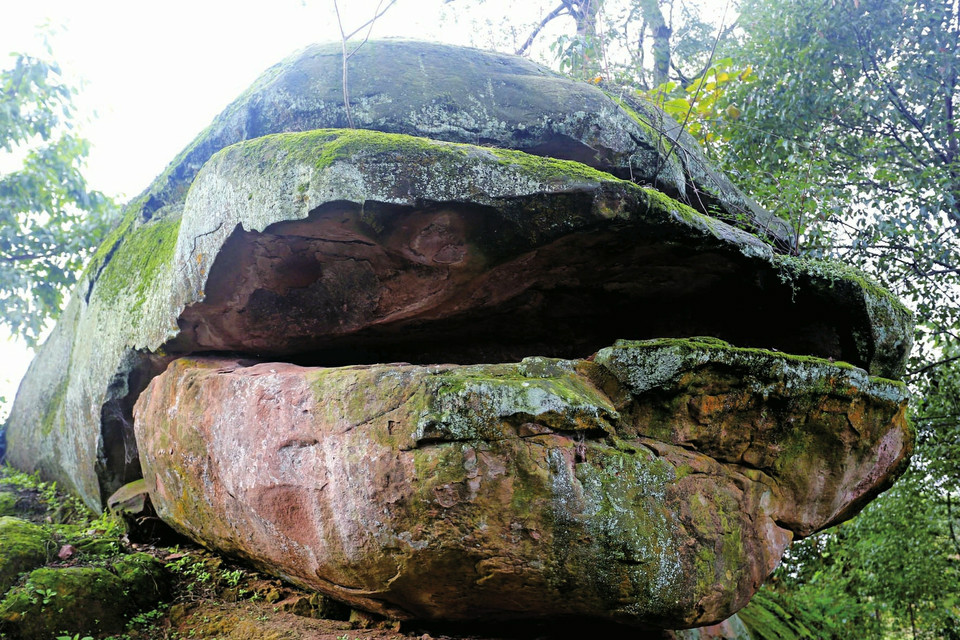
top-left (136, 40), bottom-right (792, 247)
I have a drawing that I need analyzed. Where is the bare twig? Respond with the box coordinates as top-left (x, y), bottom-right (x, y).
top-left (908, 354), bottom-right (960, 378)
top-left (333, 0), bottom-right (355, 129)
top-left (344, 0), bottom-right (397, 41)
top-left (332, 0), bottom-right (397, 129)
top-left (653, 0), bottom-right (730, 183)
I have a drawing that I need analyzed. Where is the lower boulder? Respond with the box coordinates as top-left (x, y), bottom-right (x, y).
top-left (134, 338), bottom-right (909, 629)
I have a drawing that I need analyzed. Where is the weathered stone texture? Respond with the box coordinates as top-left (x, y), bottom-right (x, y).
top-left (3, 40), bottom-right (915, 631)
top-left (135, 339), bottom-right (908, 627)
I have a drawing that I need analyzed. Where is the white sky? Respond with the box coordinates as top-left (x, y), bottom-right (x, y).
top-left (0, 0), bottom-right (572, 414)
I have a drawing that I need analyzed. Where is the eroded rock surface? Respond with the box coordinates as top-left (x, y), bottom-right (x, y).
top-left (136, 41), bottom-right (790, 245)
top-left (135, 339), bottom-right (908, 628)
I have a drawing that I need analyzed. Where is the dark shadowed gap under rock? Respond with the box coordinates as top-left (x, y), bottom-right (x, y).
top-left (163, 200), bottom-right (860, 368)
top-left (97, 353), bottom-right (172, 502)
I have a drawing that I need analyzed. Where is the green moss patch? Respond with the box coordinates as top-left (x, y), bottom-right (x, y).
top-left (93, 214), bottom-right (181, 314)
top-left (0, 516), bottom-right (52, 594)
top-left (0, 492), bottom-right (16, 517)
top-left (417, 359), bottom-right (619, 442)
top-left (212, 127), bottom-right (623, 187)
top-left (0, 553), bottom-right (169, 640)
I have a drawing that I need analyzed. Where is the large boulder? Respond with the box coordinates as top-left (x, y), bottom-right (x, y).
top-left (5, 129), bottom-right (911, 511)
top-left (134, 340), bottom-right (907, 628)
top-left (4, 41), bottom-right (914, 631)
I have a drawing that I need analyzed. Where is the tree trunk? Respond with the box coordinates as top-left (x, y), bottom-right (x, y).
top-left (636, 0), bottom-right (671, 86)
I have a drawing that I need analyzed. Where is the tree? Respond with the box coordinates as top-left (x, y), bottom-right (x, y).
top-left (716, 0), bottom-right (960, 363)
top-left (705, 1), bottom-right (960, 636)
top-left (447, 0), bottom-right (732, 87)
top-left (1, 52), bottom-right (115, 347)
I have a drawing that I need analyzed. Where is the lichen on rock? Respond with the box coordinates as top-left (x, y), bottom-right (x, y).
top-left (133, 336), bottom-right (908, 628)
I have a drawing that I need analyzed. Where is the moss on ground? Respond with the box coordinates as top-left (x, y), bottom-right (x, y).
top-left (0, 516), bottom-right (52, 594)
top-left (0, 492), bottom-right (16, 517)
top-left (0, 555), bottom-right (169, 640)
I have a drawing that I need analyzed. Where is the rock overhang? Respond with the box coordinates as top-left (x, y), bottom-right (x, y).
top-left (1, 41), bottom-right (916, 633)
top-left (158, 129), bottom-right (910, 376)
top-left (5, 126), bottom-right (912, 516)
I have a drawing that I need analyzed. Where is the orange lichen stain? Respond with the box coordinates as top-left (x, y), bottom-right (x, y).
top-left (688, 395), bottom-right (728, 424)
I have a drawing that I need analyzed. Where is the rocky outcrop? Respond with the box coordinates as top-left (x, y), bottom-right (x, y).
top-left (4, 128), bottom-right (912, 513)
top-left (3, 41), bottom-right (914, 631)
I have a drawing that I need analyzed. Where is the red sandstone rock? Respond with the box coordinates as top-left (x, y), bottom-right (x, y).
top-left (134, 339), bottom-right (909, 629)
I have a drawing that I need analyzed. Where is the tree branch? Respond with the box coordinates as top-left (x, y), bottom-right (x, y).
top-left (333, 0), bottom-right (355, 129)
top-left (946, 495), bottom-right (960, 560)
top-left (516, 3), bottom-right (570, 56)
top-left (344, 0), bottom-right (398, 42)
top-left (908, 354), bottom-right (960, 378)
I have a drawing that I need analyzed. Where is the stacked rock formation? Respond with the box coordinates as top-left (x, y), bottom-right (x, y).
top-left (4, 41), bottom-right (912, 631)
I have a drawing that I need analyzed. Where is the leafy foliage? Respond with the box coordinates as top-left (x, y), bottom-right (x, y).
top-left (1, 52), bottom-right (115, 346)
top-left (716, 0), bottom-right (960, 362)
top-left (705, 2), bottom-right (960, 637)
top-left (762, 465), bottom-right (960, 639)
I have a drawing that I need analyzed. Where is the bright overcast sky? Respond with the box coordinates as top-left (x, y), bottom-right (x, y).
top-left (0, 0), bottom-right (568, 412)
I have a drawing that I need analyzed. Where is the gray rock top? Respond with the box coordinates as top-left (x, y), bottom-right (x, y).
top-left (135, 40), bottom-right (792, 247)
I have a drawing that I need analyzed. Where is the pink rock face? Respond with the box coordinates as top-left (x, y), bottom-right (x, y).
top-left (134, 339), bottom-right (909, 629)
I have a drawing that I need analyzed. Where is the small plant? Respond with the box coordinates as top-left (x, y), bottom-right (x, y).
top-left (0, 464), bottom-right (91, 524)
top-left (128, 605), bottom-right (165, 627)
top-left (56, 635), bottom-right (94, 640)
top-left (87, 509), bottom-right (128, 538)
top-left (34, 586), bottom-right (57, 606)
top-left (221, 568), bottom-right (244, 588)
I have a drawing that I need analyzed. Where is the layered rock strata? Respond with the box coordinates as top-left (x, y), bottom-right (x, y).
top-left (5, 129), bottom-right (911, 513)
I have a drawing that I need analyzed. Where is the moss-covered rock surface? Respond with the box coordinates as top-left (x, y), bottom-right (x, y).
top-left (0, 469), bottom-right (171, 640)
top-left (0, 518), bottom-right (52, 595)
top-left (0, 466), bottom-right (710, 640)
top-left (6, 126), bottom-right (911, 513)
